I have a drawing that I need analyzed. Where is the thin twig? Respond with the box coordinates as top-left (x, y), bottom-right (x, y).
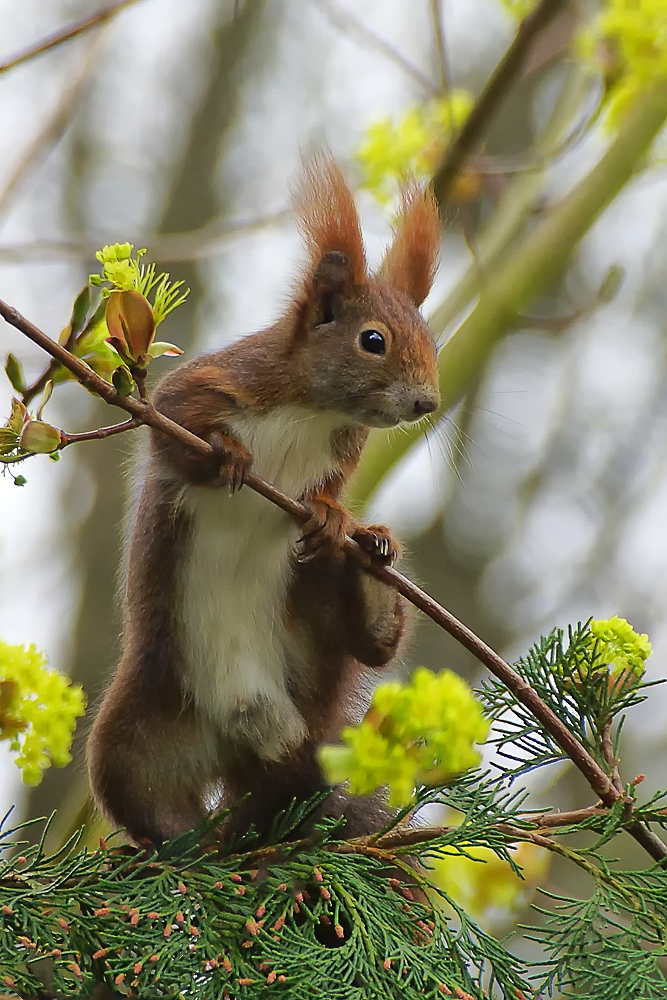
top-left (0, 0), bottom-right (142, 76)
top-left (432, 0), bottom-right (571, 205)
top-left (1, 296), bottom-right (665, 866)
top-left (60, 418), bottom-right (140, 448)
top-left (311, 0), bottom-right (438, 96)
top-left (429, 0), bottom-right (451, 97)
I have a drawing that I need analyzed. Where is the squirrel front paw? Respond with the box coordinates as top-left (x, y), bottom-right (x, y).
top-left (298, 496), bottom-right (350, 561)
top-left (209, 431), bottom-right (253, 493)
top-left (352, 524), bottom-right (401, 566)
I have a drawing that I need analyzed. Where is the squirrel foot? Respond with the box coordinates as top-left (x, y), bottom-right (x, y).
top-left (298, 496), bottom-right (350, 561)
top-left (209, 431), bottom-right (253, 493)
top-left (352, 524), bottom-right (400, 566)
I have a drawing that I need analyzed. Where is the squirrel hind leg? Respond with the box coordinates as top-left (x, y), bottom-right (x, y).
top-left (87, 683), bottom-right (219, 845)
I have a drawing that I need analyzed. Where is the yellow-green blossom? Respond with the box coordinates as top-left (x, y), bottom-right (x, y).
top-left (499, 0), bottom-right (536, 16)
top-left (0, 640), bottom-right (85, 786)
top-left (320, 668), bottom-right (489, 807)
top-left (94, 243), bottom-right (139, 291)
top-left (587, 616), bottom-right (652, 678)
top-left (357, 92), bottom-right (473, 203)
top-left (578, 0), bottom-right (667, 129)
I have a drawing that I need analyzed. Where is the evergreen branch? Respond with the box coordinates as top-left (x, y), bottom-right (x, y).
top-left (0, 811), bottom-right (531, 999)
top-left (1, 296), bottom-right (666, 867)
top-left (0, 0), bottom-right (143, 76)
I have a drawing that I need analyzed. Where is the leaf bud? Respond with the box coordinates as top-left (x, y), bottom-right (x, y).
top-left (5, 354), bottom-right (26, 394)
top-left (112, 366), bottom-right (135, 397)
top-left (19, 420), bottom-right (62, 454)
top-left (106, 290), bottom-right (155, 363)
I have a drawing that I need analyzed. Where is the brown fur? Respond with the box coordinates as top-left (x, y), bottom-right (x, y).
top-left (294, 153), bottom-right (367, 292)
top-left (379, 184), bottom-right (441, 307)
top-left (87, 157), bottom-right (441, 846)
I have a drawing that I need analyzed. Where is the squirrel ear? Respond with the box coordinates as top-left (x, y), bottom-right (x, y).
top-left (310, 250), bottom-right (355, 325)
top-left (378, 184), bottom-right (441, 307)
top-left (294, 153), bottom-right (367, 295)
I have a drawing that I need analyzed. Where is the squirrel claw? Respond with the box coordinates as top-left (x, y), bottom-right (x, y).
top-left (298, 496), bottom-right (349, 560)
top-left (209, 431), bottom-right (252, 493)
top-left (352, 524), bottom-right (400, 566)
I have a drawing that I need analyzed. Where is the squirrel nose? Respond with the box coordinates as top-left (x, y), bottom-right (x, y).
top-left (413, 394), bottom-right (438, 417)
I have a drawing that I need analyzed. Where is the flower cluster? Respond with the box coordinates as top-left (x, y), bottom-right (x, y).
top-left (0, 640), bottom-right (85, 785)
top-left (319, 667), bottom-right (489, 807)
top-left (578, 0), bottom-right (667, 128)
top-left (586, 616), bottom-right (652, 678)
top-left (357, 92), bottom-right (473, 204)
top-left (90, 243), bottom-right (187, 370)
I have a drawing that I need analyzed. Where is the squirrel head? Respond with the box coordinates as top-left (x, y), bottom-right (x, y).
top-left (290, 155), bottom-right (441, 428)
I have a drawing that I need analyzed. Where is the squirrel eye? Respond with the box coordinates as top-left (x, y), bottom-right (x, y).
top-left (359, 329), bottom-right (386, 355)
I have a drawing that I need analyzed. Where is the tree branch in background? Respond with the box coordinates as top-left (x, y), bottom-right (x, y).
top-left (0, 0), bottom-right (143, 76)
top-left (0, 209), bottom-right (290, 265)
top-left (310, 0), bottom-right (439, 96)
top-left (432, 0), bottom-right (572, 205)
top-left (0, 33), bottom-right (108, 222)
top-left (1, 296), bottom-right (666, 865)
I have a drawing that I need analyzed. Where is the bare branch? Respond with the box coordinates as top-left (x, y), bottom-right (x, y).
top-left (0, 0), bottom-right (142, 77)
top-left (429, 0), bottom-right (451, 96)
top-left (311, 0), bottom-right (439, 96)
top-left (0, 210), bottom-right (289, 265)
top-left (432, 0), bottom-right (572, 206)
top-left (0, 33), bottom-right (107, 221)
top-left (60, 418), bottom-right (140, 448)
top-left (1, 295), bottom-right (665, 865)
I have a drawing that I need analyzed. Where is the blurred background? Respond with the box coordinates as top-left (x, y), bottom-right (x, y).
top-left (1, 0), bottom-right (666, 948)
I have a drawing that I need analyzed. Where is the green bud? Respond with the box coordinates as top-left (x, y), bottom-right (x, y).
top-left (112, 366), bottom-right (135, 397)
top-left (19, 420), bottom-right (62, 454)
top-left (70, 286), bottom-right (92, 336)
top-left (14, 475), bottom-right (26, 487)
top-left (36, 381), bottom-right (53, 420)
top-left (5, 354), bottom-right (26, 394)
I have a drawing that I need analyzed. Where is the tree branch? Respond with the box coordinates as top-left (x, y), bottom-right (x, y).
top-left (311, 0), bottom-right (438, 96)
top-left (0, 0), bottom-right (142, 76)
top-left (1, 296), bottom-right (665, 864)
top-left (432, 0), bottom-right (571, 204)
top-left (60, 418), bottom-right (141, 448)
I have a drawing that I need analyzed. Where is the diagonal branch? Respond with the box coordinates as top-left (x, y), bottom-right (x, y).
top-left (1, 296), bottom-right (665, 865)
top-left (432, 0), bottom-right (571, 204)
top-left (310, 0), bottom-right (438, 96)
top-left (0, 0), bottom-right (143, 76)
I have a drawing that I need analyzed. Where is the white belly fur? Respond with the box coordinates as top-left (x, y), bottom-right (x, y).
top-left (178, 406), bottom-right (346, 759)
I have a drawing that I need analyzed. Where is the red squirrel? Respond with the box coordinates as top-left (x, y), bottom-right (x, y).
top-left (87, 156), bottom-right (441, 845)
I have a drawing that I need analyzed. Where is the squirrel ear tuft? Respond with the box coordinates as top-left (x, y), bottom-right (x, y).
top-left (294, 153), bottom-right (367, 293)
top-left (378, 184), bottom-right (441, 307)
